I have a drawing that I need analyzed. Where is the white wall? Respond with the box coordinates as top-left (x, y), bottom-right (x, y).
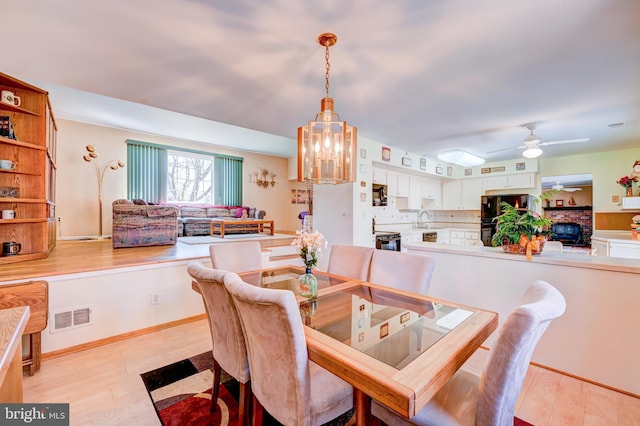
top-left (55, 119), bottom-right (305, 237)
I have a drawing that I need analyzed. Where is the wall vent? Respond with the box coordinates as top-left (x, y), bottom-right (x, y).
top-left (51, 306), bottom-right (93, 333)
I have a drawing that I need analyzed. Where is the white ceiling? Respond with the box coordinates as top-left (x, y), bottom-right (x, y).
top-left (3, 0), bottom-right (639, 164)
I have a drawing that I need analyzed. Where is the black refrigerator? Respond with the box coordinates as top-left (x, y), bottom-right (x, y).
top-left (481, 194), bottom-right (536, 246)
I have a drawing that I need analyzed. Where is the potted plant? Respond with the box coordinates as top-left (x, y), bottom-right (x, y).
top-left (491, 192), bottom-right (555, 259)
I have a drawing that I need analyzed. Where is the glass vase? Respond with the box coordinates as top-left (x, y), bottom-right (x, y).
top-left (298, 267), bottom-right (318, 298)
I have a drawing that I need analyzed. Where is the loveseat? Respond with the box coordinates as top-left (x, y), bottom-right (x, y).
top-left (112, 199), bottom-right (179, 248)
top-left (176, 205), bottom-right (267, 236)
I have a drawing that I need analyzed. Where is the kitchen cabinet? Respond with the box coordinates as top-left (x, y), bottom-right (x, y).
top-left (372, 167), bottom-right (386, 185)
top-left (483, 173), bottom-right (535, 191)
top-left (591, 233), bottom-right (640, 259)
top-left (449, 230), bottom-right (481, 246)
top-left (421, 177), bottom-right (442, 209)
top-left (443, 179), bottom-right (483, 210)
top-left (408, 176), bottom-right (422, 209)
top-left (395, 173), bottom-right (409, 197)
top-left (0, 72), bottom-right (57, 264)
top-left (387, 171), bottom-right (398, 196)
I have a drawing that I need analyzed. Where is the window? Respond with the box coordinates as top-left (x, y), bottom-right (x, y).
top-left (126, 139), bottom-right (243, 205)
top-left (167, 150), bottom-right (213, 203)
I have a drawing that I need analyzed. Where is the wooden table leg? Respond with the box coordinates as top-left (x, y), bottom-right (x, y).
top-left (354, 388), bottom-right (372, 426)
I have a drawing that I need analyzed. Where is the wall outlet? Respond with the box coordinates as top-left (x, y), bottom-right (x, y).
top-left (150, 293), bottom-right (160, 305)
top-left (612, 195), bottom-right (620, 203)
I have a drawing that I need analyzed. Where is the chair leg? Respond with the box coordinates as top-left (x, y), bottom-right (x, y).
top-left (251, 394), bottom-right (263, 426)
top-left (238, 381), bottom-right (251, 426)
top-left (210, 358), bottom-right (222, 413)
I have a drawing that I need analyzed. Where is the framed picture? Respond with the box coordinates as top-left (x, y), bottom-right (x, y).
top-left (464, 168), bottom-right (472, 176)
top-left (516, 162), bottom-right (526, 171)
top-left (400, 312), bottom-right (410, 324)
top-left (380, 322), bottom-right (389, 339)
top-left (360, 148), bottom-right (367, 159)
top-left (402, 157), bottom-right (412, 167)
top-left (382, 147), bottom-right (391, 162)
top-left (420, 158), bottom-right (427, 171)
top-left (447, 165), bottom-right (453, 177)
top-left (436, 165), bottom-right (443, 175)
top-left (555, 200), bottom-right (564, 207)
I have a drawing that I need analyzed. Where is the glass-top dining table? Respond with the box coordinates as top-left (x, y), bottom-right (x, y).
top-left (232, 266), bottom-right (499, 425)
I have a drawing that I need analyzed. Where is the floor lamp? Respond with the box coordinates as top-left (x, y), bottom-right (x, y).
top-left (83, 145), bottom-right (125, 238)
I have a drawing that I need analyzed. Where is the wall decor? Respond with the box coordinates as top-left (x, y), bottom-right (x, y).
top-left (516, 162), bottom-right (526, 171)
top-left (360, 148), bottom-right (367, 159)
top-left (481, 166), bottom-right (506, 174)
top-left (435, 165), bottom-right (443, 175)
top-left (420, 158), bottom-right (427, 171)
top-left (251, 167), bottom-right (276, 188)
top-left (291, 189), bottom-right (310, 204)
top-left (447, 165), bottom-right (453, 176)
top-left (556, 200), bottom-right (564, 207)
top-left (464, 168), bottom-right (472, 176)
top-left (382, 146), bottom-right (391, 162)
top-left (402, 157), bottom-right (412, 167)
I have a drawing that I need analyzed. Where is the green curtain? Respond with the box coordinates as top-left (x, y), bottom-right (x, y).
top-left (214, 156), bottom-right (243, 205)
top-left (127, 140), bottom-right (168, 203)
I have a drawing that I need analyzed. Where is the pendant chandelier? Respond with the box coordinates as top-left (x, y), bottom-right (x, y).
top-left (298, 33), bottom-right (357, 184)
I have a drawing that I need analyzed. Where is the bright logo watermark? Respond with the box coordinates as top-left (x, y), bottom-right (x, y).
top-left (1, 404), bottom-right (69, 425)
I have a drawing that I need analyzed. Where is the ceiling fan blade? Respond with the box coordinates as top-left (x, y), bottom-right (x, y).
top-left (563, 187), bottom-right (582, 192)
top-left (540, 138), bottom-right (590, 146)
top-left (486, 145), bottom-right (525, 154)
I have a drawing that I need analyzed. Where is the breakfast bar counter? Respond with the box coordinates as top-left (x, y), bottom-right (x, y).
top-left (405, 241), bottom-right (640, 397)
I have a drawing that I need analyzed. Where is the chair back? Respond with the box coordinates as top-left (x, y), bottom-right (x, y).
top-left (224, 273), bottom-right (313, 425)
top-left (187, 262), bottom-right (250, 384)
top-left (368, 250), bottom-right (435, 294)
top-left (327, 244), bottom-right (374, 280)
top-left (544, 241), bottom-right (564, 252)
top-left (209, 241), bottom-right (263, 273)
top-left (477, 280), bottom-right (566, 426)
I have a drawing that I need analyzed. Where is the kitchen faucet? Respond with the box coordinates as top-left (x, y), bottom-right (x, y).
top-left (417, 210), bottom-right (432, 228)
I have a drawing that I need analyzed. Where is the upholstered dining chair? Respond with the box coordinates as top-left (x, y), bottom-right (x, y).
top-left (209, 241), bottom-right (263, 273)
top-left (544, 241), bottom-right (564, 252)
top-left (327, 244), bottom-right (375, 280)
top-left (368, 250), bottom-right (436, 295)
top-left (371, 280), bottom-right (566, 426)
top-left (223, 273), bottom-right (354, 426)
top-left (186, 262), bottom-right (252, 426)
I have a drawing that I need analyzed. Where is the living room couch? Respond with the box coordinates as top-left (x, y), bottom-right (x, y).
top-left (175, 205), bottom-right (267, 236)
top-left (112, 200), bottom-right (179, 248)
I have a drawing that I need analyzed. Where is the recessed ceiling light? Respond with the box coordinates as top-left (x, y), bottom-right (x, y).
top-left (437, 150), bottom-right (485, 167)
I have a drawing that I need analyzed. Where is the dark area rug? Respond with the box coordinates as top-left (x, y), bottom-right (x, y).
top-left (141, 351), bottom-right (533, 425)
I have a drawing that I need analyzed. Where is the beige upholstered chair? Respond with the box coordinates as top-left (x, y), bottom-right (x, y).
top-left (327, 244), bottom-right (374, 280)
top-left (209, 241), bottom-right (263, 273)
top-left (544, 241), bottom-right (564, 252)
top-left (224, 273), bottom-right (354, 426)
top-left (187, 262), bottom-right (251, 425)
top-left (371, 280), bottom-right (566, 426)
top-left (368, 250), bottom-right (436, 295)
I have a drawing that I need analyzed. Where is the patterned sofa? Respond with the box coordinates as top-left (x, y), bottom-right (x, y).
top-left (112, 200), bottom-right (179, 248)
top-left (176, 205), bottom-right (267, 236)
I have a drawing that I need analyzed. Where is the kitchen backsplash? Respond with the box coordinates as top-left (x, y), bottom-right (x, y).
top-left (373, 207), bottom-right (481, 227)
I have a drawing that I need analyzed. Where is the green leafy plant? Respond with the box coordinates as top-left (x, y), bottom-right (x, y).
top-left (491, 192), bottom-right (555, 247)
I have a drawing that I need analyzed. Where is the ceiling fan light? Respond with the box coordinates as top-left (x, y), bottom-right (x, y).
top-left (438, 149), bottom-right (485, 167)
top-left (522, 146), bottom-right (543, 158)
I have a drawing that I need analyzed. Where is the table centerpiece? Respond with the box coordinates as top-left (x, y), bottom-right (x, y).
top-left (291, 229), bottom-right (327, 298)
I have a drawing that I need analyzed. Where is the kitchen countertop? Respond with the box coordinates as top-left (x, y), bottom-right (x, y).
top-left (405, 241), bottom-right (640, 275)
top-left (591, 231), bottom-right (640, 244)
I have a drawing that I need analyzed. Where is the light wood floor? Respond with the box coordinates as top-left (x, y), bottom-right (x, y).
top-left (22, 319), bottom-right (640, 426)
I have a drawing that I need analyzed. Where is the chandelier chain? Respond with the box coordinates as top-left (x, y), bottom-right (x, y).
top-left (325, 44), bottom-right (331, 97)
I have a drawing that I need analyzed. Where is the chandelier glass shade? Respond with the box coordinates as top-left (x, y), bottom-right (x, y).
top-left (298, 33), bottom-right (357, 184)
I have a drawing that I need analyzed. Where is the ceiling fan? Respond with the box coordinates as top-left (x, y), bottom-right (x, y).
top-left (551, 182), bottom-right (582, 192)
top-left (488, 123), bottom-right (590, 158)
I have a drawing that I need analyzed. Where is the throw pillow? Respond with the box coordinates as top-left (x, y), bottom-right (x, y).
top-left (132, 199), bottom-right (148, 205)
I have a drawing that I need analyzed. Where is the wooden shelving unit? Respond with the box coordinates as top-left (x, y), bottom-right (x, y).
top-left (0, 72), bottom-right (57, 264)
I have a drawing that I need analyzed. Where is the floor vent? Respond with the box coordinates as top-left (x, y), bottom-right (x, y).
top-left (51, 306), bottom-right (93, 332)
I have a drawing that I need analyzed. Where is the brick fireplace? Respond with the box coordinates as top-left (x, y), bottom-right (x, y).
top-left (543, 207), bottom-right (593, 245)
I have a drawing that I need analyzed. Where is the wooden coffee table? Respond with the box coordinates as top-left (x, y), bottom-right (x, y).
top-left (209, 219), bottom-right (274, 238)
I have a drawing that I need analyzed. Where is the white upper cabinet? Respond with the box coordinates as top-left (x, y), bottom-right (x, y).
top-left (408, 176), bottom-right (422, 209)
top-left (372, 167), bottom-right (387, 185)
top-left (421, 177), bottom-right (442, 209)
top-left (483, 173), bottom-right (535, 191)
top-left (443, 179), bottom-right (483, 210)
top-left (396, 173), bottom-right (410, 197)
top-left (387, 170), bottom-right (398, 196)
